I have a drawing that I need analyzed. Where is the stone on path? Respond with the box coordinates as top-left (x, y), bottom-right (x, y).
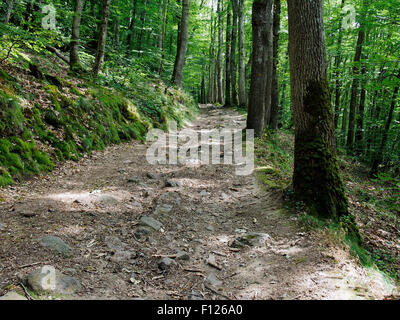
top-left (205, 273), bottom-right (222, 287)
top-left (176, 251), bottom-right (190, 261)
top-left (0, 291), bottom-right (28, 300)
top-left (97, 194), bottom-right (119, 205)
top-left (27, 266), bottom-right (81, 295)
top-left (40, 236), bottom-right (73, 257)
top-left (105, 236), bottom-right (126, 252)
top-left (158, 258), bottom-right (177, 271)
top-left (139, 216), bottom-right (163, 231)
top-left (231, 232), bottom-right (270, 248)
top-left (153, 204), bottom-right (173, 217)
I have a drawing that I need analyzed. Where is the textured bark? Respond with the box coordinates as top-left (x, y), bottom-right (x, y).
top-left (224, 5), bottom-right (232, 107)
top-left (269, 0), bottom-right (281, 130)
top-left (263, 1), bottom-right (274, 126)
top-left (287, 0), bottom-right (350, 219)
top-left (346, 29), bottom-right (365, 150)
top-left (230, 0), bottom-right (239, 106)
top-left (5, 0), bottom-right (14, 24)
top-left (126, 0), bottom-right (138, 56)
top-left (137, 0), bottom-right (148, 55)
top-left (355, 62), bottom-right (367, 153)
top-left (216, 0), bottom-right (224, 104)
top-left (334, 0), bottom-right (345, 129)
top-left (92, 0), bottom-right (112, 78)
top-left (370, 69), bottom-right (400, 176)
top-left (171, 0), bottom-right (190, 88)
top-left (158, 0), bottom-right (170, 76)
top-left (237, 0), bottom-right (247, 108)
top-left (246, 0), bottom-right (269, 137)
top-left (70, 0), bottom-right (84, 70)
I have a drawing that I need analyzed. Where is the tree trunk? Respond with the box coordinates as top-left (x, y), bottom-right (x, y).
top-left (230, 0), bottom-right (239, 106)
top-left (216, 0), bottom-right (224, 104)
top-left (263, 1), bottom-right (274, 127)
top-left (70, 0), bottom-right (84, 71)
top-left (5, 0), bottom-right (14, 24)
top-left (355, 61), bottom-right (367, 154)
top-left (334, 0), bottom-right (345, 129)
top-left (126, 0), bottom-right (138, 56)
top-left (171, 0), bottom-right (190, 88)
top-left (370, 69), bottom-right (400, 176)
top-left (246, 0), bottom-right (270, 137)
top-left (158, 0), bottom-right (170, 76)
top-left (287, 0), bottom-right (350, 219)
top-left (137, 0), bottom-right (148, 56)
top-left (269, 0), bottom-right (281, 130)
top-left (92, 0), bottom-right (112, 78)
top-left (224, 3), bottom-right (232, 107)
top-left (346, 29), bottom-right (365, 151)
top-left (237, 0), bottom-right (247, 108)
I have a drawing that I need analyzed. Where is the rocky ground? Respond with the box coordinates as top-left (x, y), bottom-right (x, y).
top-left (0, 105), bottom-right (397, 300)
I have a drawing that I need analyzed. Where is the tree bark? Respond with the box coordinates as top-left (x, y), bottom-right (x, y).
top-left (269, 0), bottom-right (281, 130)
top-left (171, 0), bottom-right (190, 88)
top-left (230, 0), bottom-right (239, 106)
top-left (287, 0), bottom-right (350, 219)
top-left (263, 1), bottom-right (274, 126)
top-left (126, 0), bottom-right (138, 56)
top-left (237, 0), bottom-right (247, 108)
top-left (224, 3), bottom-right (232, 107)
top-left (246, 0), bottom-right (270, 137)
top-left (216, 0), bottom-right (224, 104)
top-left (92, 0), bottom-right (112, 78)
top-left (5, 0), bottom-right (14, 24)
top-left (70, 0), bottom-right (84, 70)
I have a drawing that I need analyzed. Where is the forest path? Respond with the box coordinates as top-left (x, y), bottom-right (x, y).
top-left (0, 105), bottom-right (395, 300)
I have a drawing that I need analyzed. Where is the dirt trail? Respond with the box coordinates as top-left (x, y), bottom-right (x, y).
top-left (0, 105), bottom-right (396, 300)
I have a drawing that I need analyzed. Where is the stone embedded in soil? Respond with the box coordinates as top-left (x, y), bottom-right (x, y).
top-left (176, 251), bottom-right (190, 261)
top-left (40, 236), bottom-right (73, 257)
top-left (153, 204), bottom-right (173, 217)
top-left (185, 291), bottom-right (204, 300)
top-left (205, 273), bottom-right (223, 287)
top-left (157, 192), bottom-right (182, 206)
top-left (158, 257), bottom-right (177, 271)
top-left (0, 291), bottom-right (28, 300)
top-left (127, 176), bottom-right (142, 184)
top-left (134, 226), bottom-right (152, 238)
top-left (165, 180), bottom-right (182, 188)
top-left (27, 266), bottom-right (81, 295)
top-left (146, 172), bottom-right (159, 180)
top-left (0, 223), bottom-right (6, 231)
top-left (231, 232), bottom-right (270, 248)
top-left (139, 216), bottom-right (163, 231)
top-left (205, 225), bottom-right (215, 232)
top-left (105, 236), bottom-right (126, 252)
top-left (110, 250), bottom-right (136, 263)
top-left (97, 194), bottom-right (119, 205)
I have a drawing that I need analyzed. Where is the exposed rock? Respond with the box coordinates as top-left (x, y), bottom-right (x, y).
top-left (205, 273), bottom-right (222, 287)
top-left (97, 195), bottom-right (119, 205)
top-left (146, 172), bottom-right (159, 180)
top-left (157, 192), bottom-right (182, 206)
top-left (231, 232), bottom-right (270, 248)
top-left (105, 236), bottom-right (126, 252)
top-left (153, 204), bottom-right (173, 217)
top-left (0, 223), bottom-right (6, 231)
top-left (0, 291), bottom-right (28, 300)
top-left (110, 250), bottom-right (136, 263)
top-left (139, 216), bottom-right (163, 231)
top-left (165, 180), bottom-right (182, 188)
top-left (176, 251), bottom-right (190, 261)
top-left (185, 290), bottom-right (204, 300)
top-left (127, 176), bottom-right (142, 184)
top-left (27, 266), bottom-right (81, 295)
top-left (40, 236), bottom-right (73, 257)
top-left (134, 226), bottom-right (152, 238)
top-left (158, 258), bottom-right (177, 271)
top-left (205, 225), bottom-right (215, 232)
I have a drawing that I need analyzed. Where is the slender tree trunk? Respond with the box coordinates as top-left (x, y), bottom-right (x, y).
top-left (70, 0), bottom-right (84, 70)
top-left (126, 0), bottom-right (138, 56)
top-left (237, 0), bottom-right (247, 108)
top-left (355, 61), bottom-right (367, 154)
top-left (137, 0), bottom-right (148, 56)
top-left (5, 0), bottom-right (14, 24)
top-left (269, 0), bottom-right (281, 130)
top-left (158, 0), bottom-right (169, 76)
top-left (216, 0), bottom-right (224, 104)
top-left (370, 69), bottom-right (400, 176)
top-left (347, 29), bottom-right (365, 151)
top-left (287, 0), bottom-right (350, 219)
top-left (171, 0), bottom-right (190, 88)
top-left (92, 0), bottom-right (112, 78)
top-left (224, 4), bottom-right (232, 107)
top-left (246, 0), bottom-right (270, 137)
top-left (334, 0), bottom-right (345, 129)
top-left (230, 0), bottom-right (239, 106)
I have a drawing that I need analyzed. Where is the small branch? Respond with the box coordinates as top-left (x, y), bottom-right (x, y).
top-left (19, 282), bottom-right (34, 300)
top-left (46, 45), bottom-right (70, 64)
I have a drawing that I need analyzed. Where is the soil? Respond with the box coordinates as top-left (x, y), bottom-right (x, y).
top-left (0, 105), bottom-right (397, 300)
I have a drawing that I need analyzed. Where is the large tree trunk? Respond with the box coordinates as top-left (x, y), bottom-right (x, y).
top-left (263, 1), bottom-right (274, 126)
top-left (230, 0), bottom-right (239, 106)
top-left (246, 0), bottom-right (271, 137)
top-left (92, 0), bottom-right (112, 78)
top-left (237, 0), bottom-right (247, 108)
top-left (70, 0), bottom-right (84, 71)
top-left (224, 4), bottom-right (232, 107)
top-left (171, 0), bottom-right (190, 88)
top-left (269, 0), bottom-right (281, 130)
top-left (287, 0), bottom-right (350, 219)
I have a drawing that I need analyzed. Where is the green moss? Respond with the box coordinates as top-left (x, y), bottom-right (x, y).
top-left (0, 169), bottom-right (13, 187)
